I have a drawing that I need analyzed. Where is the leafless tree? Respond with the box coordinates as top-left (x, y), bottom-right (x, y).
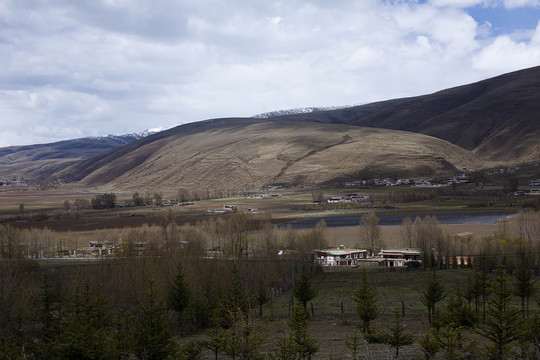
top-left (359, 212), bottom-right (382, 254)
top-left (400, 217), bottom-right (414, 248)
top-left (297, 220), bottom-right (328, 255)
top-left (413, 215), bottom-right (446, 268)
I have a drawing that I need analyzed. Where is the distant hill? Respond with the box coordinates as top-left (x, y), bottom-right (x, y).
top-left (272, 66), bottom-right (540, 164)
top-left (59, 119), bottom-right (479, 190)
top-left (6, 66), bottom-right (540, 190)
top-left (0, 132), bottom-right (156, 180)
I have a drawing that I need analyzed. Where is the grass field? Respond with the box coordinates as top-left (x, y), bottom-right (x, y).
top-left (180, 267), bottom-right (535, 359)
top-left (273, 267), bottom-right (477, 320)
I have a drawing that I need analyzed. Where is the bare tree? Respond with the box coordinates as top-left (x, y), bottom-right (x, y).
top-left (132, 192), bottom-right (144, 206)
top-left (297, 220), bottom-right (328, 255)
top-left (414, 215), bottom-right (445, 268)
top-left (73, 198), bottom-right (91, 210)
top-left (217, 213), bottom-right (250, 261)
top-left (279, 225), bottom-right (297, 251)
top-left (400, 217), bottom-right (414, 248)
top-left (260, 210), bottom-right (278, 254)
top-left (513, 211), bottom-right (540, 249)
top-left (311, 190), bottom-right (323, 203)
top-left (359, 212), bottom-right (382, 254)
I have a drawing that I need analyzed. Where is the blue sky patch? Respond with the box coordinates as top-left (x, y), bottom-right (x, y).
top-left (467, 5), bottom-right (540, 36)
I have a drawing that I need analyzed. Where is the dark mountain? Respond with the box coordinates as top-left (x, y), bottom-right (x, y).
top-left (271, 66), bottom-right (540, 163)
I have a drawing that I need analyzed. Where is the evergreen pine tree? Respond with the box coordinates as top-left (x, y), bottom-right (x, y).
top-left (0, 334), bottom-right (24, 360)
top-left (177, 340), bottom-right (203, 360)
top-left (421, 270), bottom-right (445, 325)
top-left (433, 292), bottom-right (477, 330)
top-left (474, 255), bottom-right (491, 320)
top-left (385, 310), bottom-right (414, 358)
top-left (31, 276), bottom-right (64, 360)
top-left (514, 254), bottom-right (535, 317)
top-left (352, 270), bottom-right (380, 333)
top-left (288, 302), bottom-right (319, 359)
top-left (430, 291), bottom-right (477, 359)
top-left (204, 327), bottom-right (227, 360)
top-left (167, 261), bottom-right (191, 334)
top-left (222, 301), bottom-right (266, 360)
top-left (207, 265), bottom-right (266, 360)
top-left (345, 330), bottom-right (362, 360)
top-left (477, 266), bottom-right (521, 359)
top-left (292, 264), bottom-right (318, 310)
top-left (525, 312), bottom-right (540, 357)
top-left (57, 285), bottom-right (126, 360)
top-left (419, 332), bottom-right (440, 360)
top-left (189, 283), bottom-right (217, 331)
top-left (212, 265), bottom-right (251, 330)
top-left (256, 279), bottom-right (270, 317)
top-left (432, 324), bottom-right (472, 360)
top-left (132, 279), bottom-right (176, 360)
top-left (463, 275), bottom-right (476, 311)
top-left (269, 337), bottom-right (297, 360)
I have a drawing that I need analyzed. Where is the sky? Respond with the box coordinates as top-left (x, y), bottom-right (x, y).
top-left (1, 0), bottom-right (540, 147)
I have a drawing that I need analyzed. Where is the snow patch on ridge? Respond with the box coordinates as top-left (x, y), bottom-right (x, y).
top-left (88, 128), bottom-right (165, 143)
top-left (252, 105), bottom-right (359, 119)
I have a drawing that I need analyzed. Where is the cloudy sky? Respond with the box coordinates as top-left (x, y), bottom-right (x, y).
top-left (1, 0), bottom-right (540, 147)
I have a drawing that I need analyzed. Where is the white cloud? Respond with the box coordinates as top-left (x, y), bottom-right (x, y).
top-left (473, 21), bottom-right (540, 70)
top-left (429, 0), bottom-right (486, 7)
top-left (503, 0), bottom-right (540, 8)
top-left (0, 0), bottom-right (538, 147)
top-left (268, 16), bottom-right (282, 25)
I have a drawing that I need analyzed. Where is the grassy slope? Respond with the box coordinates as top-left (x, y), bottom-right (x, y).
top-left (64, 120), bottom-right (479, 191)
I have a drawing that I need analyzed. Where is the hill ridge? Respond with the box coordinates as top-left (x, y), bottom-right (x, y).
top-left (3, 66), bottom-right (540, 189)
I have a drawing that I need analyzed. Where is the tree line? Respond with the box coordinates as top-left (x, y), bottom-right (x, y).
top-left (1, 209), bottom-right (540, 358)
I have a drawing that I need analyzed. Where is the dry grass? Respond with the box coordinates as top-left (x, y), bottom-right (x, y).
top-left (67, 120), bottom-right (480, 191)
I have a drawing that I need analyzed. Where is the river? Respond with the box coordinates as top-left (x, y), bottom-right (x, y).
top-left (284, 211), bottom-right (516, 229)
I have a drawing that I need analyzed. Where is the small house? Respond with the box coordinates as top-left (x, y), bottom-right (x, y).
top-left (313, 245), bottom-right (367, 266)
top-left (377, 248), bottom-right (422, 267)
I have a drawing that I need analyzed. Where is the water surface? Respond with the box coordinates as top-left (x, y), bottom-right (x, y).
top-left (285, 212), bottom-right (515, 229)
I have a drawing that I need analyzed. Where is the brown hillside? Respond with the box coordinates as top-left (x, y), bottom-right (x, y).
top-left (6, 67), bottom-right (540, 185)
top-left (61, 119), bottom-right (479, 190)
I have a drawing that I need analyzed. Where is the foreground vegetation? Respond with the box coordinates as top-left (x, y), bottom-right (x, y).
top-left (1, 168), bottom-right (540, 358)
top-left (0, 206), bottom-right (539, 359)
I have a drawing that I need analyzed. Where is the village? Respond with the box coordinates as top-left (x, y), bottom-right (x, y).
top-left (24, 234), bottom-right (425, 271)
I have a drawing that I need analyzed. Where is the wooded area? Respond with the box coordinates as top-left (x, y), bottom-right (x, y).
top-left (0, 210), bottom-right (540, 359)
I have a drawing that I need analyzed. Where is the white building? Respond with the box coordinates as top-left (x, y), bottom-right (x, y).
top-left (377, 249), bottom-right (423, 267)
top-left (313, 246), bottom-right (367, 266)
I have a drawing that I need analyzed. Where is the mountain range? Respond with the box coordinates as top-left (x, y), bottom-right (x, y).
top-left (0, 131), bottom-right (158, 180)
top-left (2, 66), bottom-right (540, 190)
